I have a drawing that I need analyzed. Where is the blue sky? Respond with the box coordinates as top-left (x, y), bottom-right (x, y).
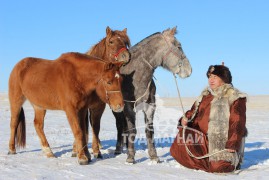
top-left (1, 0), bottom-right (268, 97)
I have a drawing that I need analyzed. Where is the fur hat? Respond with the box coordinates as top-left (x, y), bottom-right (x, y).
top-left (206, 64), bottom-right (232, 84)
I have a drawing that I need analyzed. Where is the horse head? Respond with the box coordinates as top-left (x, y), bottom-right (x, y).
top-left (87, 27), bottom-right (131, 65)
top-left (96, 61), bottom-right (125, 112)
top-left (105, 26), bottom-right (131, 64)
top-left (161, 27), bottom-right (192, 78)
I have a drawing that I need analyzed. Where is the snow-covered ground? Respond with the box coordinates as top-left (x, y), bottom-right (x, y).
top-left (0, 93), bottom-right (269, 179)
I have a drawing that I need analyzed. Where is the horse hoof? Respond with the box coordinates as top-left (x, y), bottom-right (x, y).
top-left (114, 151), bottom-right (121, 156)
top-left (71, 152), bottom-right (77, 157)
top-left (78, 158), bottom-right (89, 165)
top-left (42, 147), bottom-right (55, 158)
top-left (8, 150), bottom-right (16, 155)
top-left (46, 152), bottom-right (56, 158)
top-left (126, 155), bottom-right (135, 164)
top-left (150, 157), bottom-right (160, 163)
top-left (114, 146), bottom-right (122, 155)
top-left (78, 160), bottom-right (89, 165)
top-left (94, 153), bottom-right (103, 159)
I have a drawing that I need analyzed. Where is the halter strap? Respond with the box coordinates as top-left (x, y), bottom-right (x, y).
top-left (97, 74), bottom-right (122, 108)
top-left (114, 47), bottom-right (128, 59)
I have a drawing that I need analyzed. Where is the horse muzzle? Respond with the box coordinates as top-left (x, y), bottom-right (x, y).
top-left (114, 48), bottom-right (130, 65)
top-left (176, 58), bottom-right (192, 78)
top-left (111, 104), bottom-right (124, 112)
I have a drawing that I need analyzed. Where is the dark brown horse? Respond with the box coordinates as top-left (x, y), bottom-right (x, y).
top-left (8, 52), bottom-right (124, 165)
top-left (71, 27), bottom-right (131, 158)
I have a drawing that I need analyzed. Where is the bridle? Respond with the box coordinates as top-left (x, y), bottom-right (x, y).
top-left (124, 34), bottom-right (187, 111)
top-left (97, 71), bottom-right (122, 108)
top-left (114, 47), bottom-right (128, 61)
top-left (161, 34), bottom-right (185, 68)
top-left (141, 34), bottom-right (185, 71)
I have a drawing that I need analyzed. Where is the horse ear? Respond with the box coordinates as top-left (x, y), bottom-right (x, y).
top-left (106, 26), bottom-right (112, 36)
top-left (171, 26), bottom-right (177, 35)
top-left (162, 28), bottom-right (171, 34)
top-left (122, 28), bottom-right (127, 34)
top-left (162, 27), bottom-right (177, 36)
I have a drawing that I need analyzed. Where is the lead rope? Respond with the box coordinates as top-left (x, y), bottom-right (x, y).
top-left (173, 74), bottom-right (239, 170)
top-left (123, 59), bottom-right (154, 112)
top-left (124, 80), bottom-right (152, 112)
top-left (173, 74), bottom-right (185, 114)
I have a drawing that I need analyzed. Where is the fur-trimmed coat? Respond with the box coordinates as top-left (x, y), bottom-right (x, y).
top-left (170, 84), bottom-right (247, 173)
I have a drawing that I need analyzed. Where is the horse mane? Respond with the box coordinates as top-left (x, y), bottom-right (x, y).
top-left (58, 52), bottom-right (107, 64)
top-left (131, 28), bottom-right (178, 51)
top-left (130, 32), bottom-right (161, 52)
top-left (86, 31), bottom-right (131, 56)
top-left (86, 39), bottom-right (106, 57)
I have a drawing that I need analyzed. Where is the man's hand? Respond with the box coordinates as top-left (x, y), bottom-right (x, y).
top-left (226, 149), bottom-right (236, 153)
top-left (181, 116), bottom-right (188, 127)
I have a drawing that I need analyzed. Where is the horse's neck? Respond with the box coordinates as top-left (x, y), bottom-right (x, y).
top-left (120, 35), bottom-right (167, 98)
top-left (121, 42), bottom-right (163, 76)
top-left (86, 39), bottom-right (107, 60)
top-left (74, 60), bottom-right (104, 92)
top-left (135, 35), bottom-right (165, 67)
top-left (120, 52), bottom-right (156, 99)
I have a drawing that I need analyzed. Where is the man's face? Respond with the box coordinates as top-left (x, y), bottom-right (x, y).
top-left (208, 74), bottom-right (224, 90)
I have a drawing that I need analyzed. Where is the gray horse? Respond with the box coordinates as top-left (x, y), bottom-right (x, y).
top-left (90, 27), bottom-right (192, 163)
top-left (110, 27), bottom-right (192, 163)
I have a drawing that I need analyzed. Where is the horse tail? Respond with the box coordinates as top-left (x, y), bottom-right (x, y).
top-left (16, 107), bottom-right (26, 148)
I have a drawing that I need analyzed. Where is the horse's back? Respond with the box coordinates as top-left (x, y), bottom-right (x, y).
top-left (9, 57), bottom-right (63, 109)
top-left (9, 52), bottom-right (106, 110)
top-left (11, 57), bottom-right (57, 84)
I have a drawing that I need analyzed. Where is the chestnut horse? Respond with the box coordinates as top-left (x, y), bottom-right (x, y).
top-left (71, 27), bottom-right (131, 158)
top-left (8, 52), bottom-right (124, 165)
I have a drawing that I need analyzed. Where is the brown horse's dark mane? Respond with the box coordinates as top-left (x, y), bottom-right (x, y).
top-left (86, 31), bottom-right (131, 58)
top-left (87, 39), bottom-right (106, 58)
top-left (58, 52), bottom-right (108, 63)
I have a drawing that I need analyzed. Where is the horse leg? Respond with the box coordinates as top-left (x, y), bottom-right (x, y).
top-left (71, 139), bottom-right (78, 157)
top-left (78, 108), bottom-right (91, 161)
top-left (90, 103), bottom-right (105, 159)
top-left (143, 102), bottom-right (160, 162)
top-left (8, 86), bottom-right (26, 154)
top-left (71, 109), bottom-right (89, 158)
top-left (65, 107), bottom-right (89, 165)
top-left (112, 111), bottom-right (127, 155)
top-left (125, 103), bottom-right (137, 164)
top-left (33, 107), bottom-right (55, 158)
top-left (144, 79), bottom-right (159, 162)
